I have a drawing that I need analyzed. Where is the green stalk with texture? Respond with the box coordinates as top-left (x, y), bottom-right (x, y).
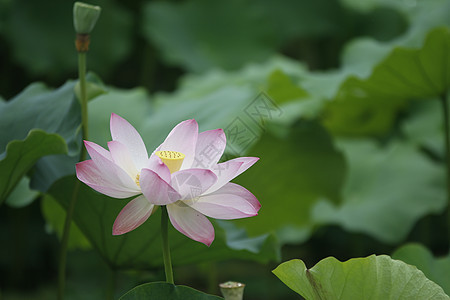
top-left (161, 206), bottom-right (174, 284)
top-left (57, 48), bottom-right (89, 300)
top-left (58, 3), bottom-right (100, 299)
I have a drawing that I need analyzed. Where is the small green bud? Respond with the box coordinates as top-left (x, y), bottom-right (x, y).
top-left (73, 2), bottom-right (101, 34)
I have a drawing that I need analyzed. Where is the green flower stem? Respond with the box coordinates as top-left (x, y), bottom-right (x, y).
top-left (57, 181), bottom-right (81, 300)
top-left (441, 91), bottom-right (450, 250)
top-left (161, 206), bottom-right (174, 284)
top-left (106, 268), bottom-right (116, 300)
top-left (57, 51), bottom-right (89, 300)
top-left (78, 52), bottom-right (88, 161)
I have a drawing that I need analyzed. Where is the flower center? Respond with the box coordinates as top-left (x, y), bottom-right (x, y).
top-left (135, 173), bottom-right (140, 187)
top-left (155, 150), bottom-right (185, 173)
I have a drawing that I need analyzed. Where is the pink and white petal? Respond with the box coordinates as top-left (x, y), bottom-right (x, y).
top-left (226, 157), bottom-right (260, 179)
top-left (189, 194), bottom-right (257, 220)
top-left (215, 182), bottom-right (261, 210)
top-left (84, 141), bottom-right (139, 192)
top-left (84, 140), bottom-right (112, 161)
top-left (112, 195), bottom-right (155, 235)
top-left (76, 161), bottom-right (140, 198)
top-left (108, 141), bottom-right (139, 180)
top-left (204, 161), bottom-right (243, 194)
top-left (195, 182), bottom-right (261, 218)
top-left (171, 169), bottom-right (217, 200)
top-left (192, 129), bottom-right (226, 169)
top-left (140, 168), bottom-right (181, 205)
top-left (157, 119), bottom-right (198, 170)
top-left (110, 113), bottom-right (149, 169)
top-left (167, 203), bottom-right (214, 246)
top-left (143, 154), bottom-right (171, 184)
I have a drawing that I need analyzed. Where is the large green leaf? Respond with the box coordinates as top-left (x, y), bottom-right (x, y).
top-left (48, 176), bottom-right (279, 270)
top-left (0, 81), bottom-right (81, 193)
top-left (393, 243), bottom-right (450, 295)
top-left (3, 0), bottom-right (133, 79)
top-left (233, 120), bottom-right (346, 244)
top-left (312, 139), bottom-right (446, 244)
top-left (120, 282), bottom-right (222, 300)
top-left (321, 27), bottom-right (450, 136)
top-left (0, 130), bottom-right (67, 204)
top-left (0, 81), bottom-right (80, 154)
top-left (273, 255), bottom-right (449, 299)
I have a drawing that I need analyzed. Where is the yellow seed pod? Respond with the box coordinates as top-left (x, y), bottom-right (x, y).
top-left (155, 151), bottom-right (185, 173)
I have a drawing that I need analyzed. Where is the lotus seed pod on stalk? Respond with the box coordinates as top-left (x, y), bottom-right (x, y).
top-left (73, 2), bottom-right (101, 52)
top-left (73, 2), bottom-right (101, 34)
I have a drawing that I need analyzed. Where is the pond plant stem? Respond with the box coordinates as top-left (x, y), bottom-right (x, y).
top-left (57, 181), bottom-right (81, 300)
top-left (441, 91), bottom-right (450, 251)
top-left (57, 49), bottom-right (89, 300)
top-left (106, 268), bottom-right (116, 300)
top-left (161, 206), bottom-right (174, 284)
top-left (78, 51), bottom-right (88, 162)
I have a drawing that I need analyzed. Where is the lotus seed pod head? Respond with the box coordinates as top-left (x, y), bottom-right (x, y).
top-left (219, 281), bottom-right (245, 300)
top-left (73, 2), bottom-right (101, 34)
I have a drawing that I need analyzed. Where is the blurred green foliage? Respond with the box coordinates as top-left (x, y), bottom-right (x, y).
top-left (1, 0), bottom-right (450, 299)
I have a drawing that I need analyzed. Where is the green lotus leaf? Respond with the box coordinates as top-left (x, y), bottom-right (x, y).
top-left (273, 255), bottom-right (449, 299)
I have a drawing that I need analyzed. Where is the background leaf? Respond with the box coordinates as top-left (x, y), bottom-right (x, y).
top-left (312, 139), bottom-right (446, 244)
top-left (321, 27), bottom-right (450, 136)
top-left (0, 130), bottom-right (67, 204)
top-left (393, 243), bottom-right (450, 295)
top-left (0, 81), bottom-right (80, 155)
top-left (0, 80), bottom-right (80, 193)
top-left (234, 120), bottom-right (346, 244)
top-left (273, 255), bottom-right (450, 300)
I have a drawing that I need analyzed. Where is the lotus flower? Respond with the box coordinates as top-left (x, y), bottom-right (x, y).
top-left (76, 113), bottom-right (260, 246)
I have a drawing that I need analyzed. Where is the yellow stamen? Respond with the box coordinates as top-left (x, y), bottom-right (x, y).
top-left (135, 173), bottom-right (140, 187)
top-left (155, 150), bottom-right (185, 173)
